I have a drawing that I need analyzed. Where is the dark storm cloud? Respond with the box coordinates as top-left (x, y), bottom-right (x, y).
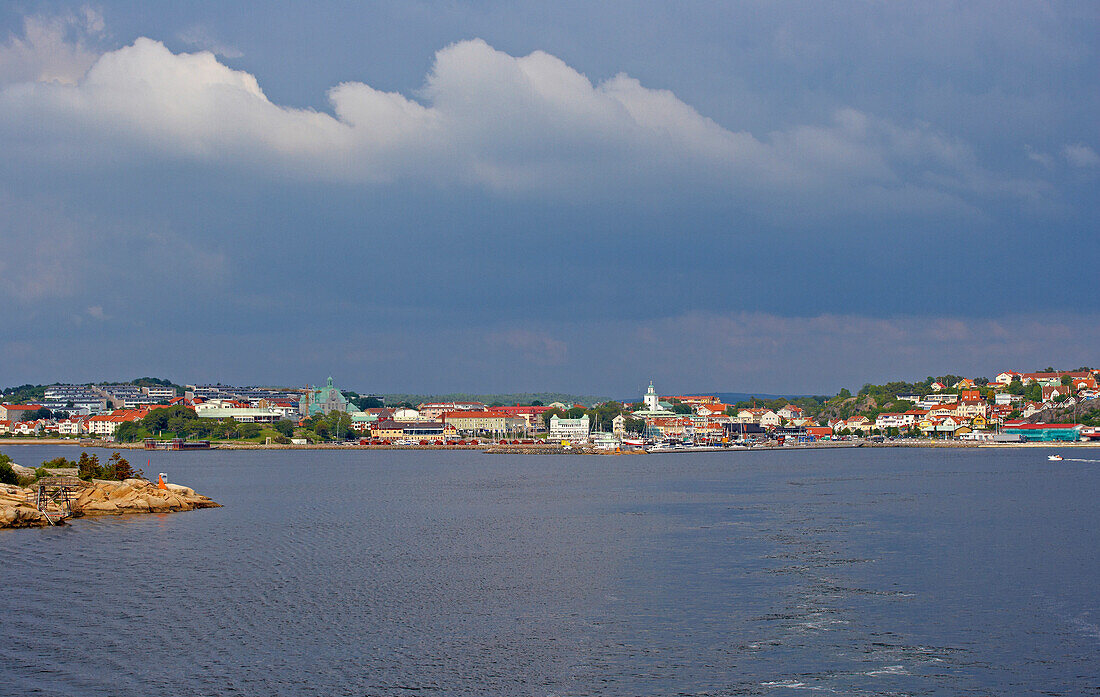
top-left (0, 2), bottom-right (1095, 392)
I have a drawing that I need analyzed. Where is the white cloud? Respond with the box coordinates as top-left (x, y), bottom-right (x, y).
top-left (0, 32), bottom-right (1037, 213)
top-left (1063, 143), bottom-right (1099, 168)
top-left (1025, 144), bottom-right (1054, 168)
top-left (0, 7), bottom-right (104, 85)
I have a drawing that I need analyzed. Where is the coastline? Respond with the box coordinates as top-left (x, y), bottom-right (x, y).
top-left (0, 476), bottom-right (220, 530)
top-left (3, 438), bottom-right (1097, 452)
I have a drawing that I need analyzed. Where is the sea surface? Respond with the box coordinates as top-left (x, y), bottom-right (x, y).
top-left (1, 445), bottom-right (1097, 696)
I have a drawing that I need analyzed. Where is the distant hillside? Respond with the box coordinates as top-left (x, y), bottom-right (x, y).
top-left (380, 392), bottom-right (606, 407)
top-left (713, 392), bottom-right (818, 404)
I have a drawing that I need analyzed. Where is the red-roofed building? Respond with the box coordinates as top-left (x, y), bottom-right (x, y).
top-left (489, 405), bottom-right (554, 431)
top-left (418, 402), bottom-right (487, 420)
top-left (442, 410), bottom-right (526, 436)
top-left (87, 408), bottom-right (151, 437)
top-left (777, 404), bottom-right (804, 420)
top-left (0, 404), bottom-right (44, 422)
top-left (1042, 384), bottom-right (1073, 401)
top-left (1022, 371), bottom-right (1092, 386)
top-left (695, 403), bottom-right (731, 417)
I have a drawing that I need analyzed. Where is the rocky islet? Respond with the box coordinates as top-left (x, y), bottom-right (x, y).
top-left (0, 476), bottom-right (220, 529)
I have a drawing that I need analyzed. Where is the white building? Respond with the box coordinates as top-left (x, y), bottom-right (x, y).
top-left (142, 385), bottom-right (177, 401)
top-left (549, 414), bottom-right (590, 442)
top-left (392, 407), bottom-right (421, 422)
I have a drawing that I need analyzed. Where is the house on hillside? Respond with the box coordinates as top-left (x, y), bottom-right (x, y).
top-left (777, 404), bottom-right (804, 420)
top-left (1042, 385), bottom-right (1073, 401)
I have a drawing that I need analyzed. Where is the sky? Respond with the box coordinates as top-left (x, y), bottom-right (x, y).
top-left (0, 1), bottom-right (1097, 397)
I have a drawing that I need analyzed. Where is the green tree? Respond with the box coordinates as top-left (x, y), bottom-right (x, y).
top-left (222, 417), bottom-right (240, 439)
top-left (272, 420), bottom-right (296, 437)
top-left (1024, 383), bottom-right (1042, 402)
top-left (672, 404), bottom-right (694, 414)
top-left (0, 453), bottom-right (17, 485)
top-left (106, 452), bottom-right (134, 480)
top-left (238, 423), bottom-right (262, 439)
top-left (114, 421), bottom-right (149, 443)
top-left (77, 452), bottom-right (102, 480)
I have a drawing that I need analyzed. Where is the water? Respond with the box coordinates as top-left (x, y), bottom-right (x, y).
top-left (1, 445), bottom-right (1097, 696)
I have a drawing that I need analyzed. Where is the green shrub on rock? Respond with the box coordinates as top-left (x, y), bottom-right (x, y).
top-left (0, 454), bottom-right (18, 485)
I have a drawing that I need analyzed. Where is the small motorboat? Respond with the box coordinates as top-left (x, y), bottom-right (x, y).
top-left (1048, 454), bottom-right (1064, 461)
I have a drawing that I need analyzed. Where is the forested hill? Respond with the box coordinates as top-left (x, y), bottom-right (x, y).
top-left (378, 393), bottom-right (606, 407)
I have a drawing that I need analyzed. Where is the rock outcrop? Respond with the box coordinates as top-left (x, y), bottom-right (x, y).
top-left (0, 478), bottom-right (220, 529)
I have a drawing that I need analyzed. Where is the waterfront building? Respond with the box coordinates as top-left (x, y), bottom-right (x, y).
top-left (193, 403), bottom-right (282, 423)
top-left (548, 414), bottom-right (591, 442)
top-left (612, 414), bottom-right (625, 439)
top-left (590, 431), bottom-right (619, 449)
top-left (443, 411), bottom-right (525, 437)
top-left (1002, 423), bottom-right (1084, 442)
top-left (489, 406), bottom-right (554, 432)
top-left (86, 409), bottom-right (150, 437)
top-left (0, 404), bottom-right (43, 422)
top-left (401, 421), bottom-right (447, 439)
top-left (369, 419), bottom-right (406, 440)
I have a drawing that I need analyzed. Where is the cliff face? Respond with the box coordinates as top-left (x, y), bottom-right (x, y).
top-left (0, 478), bottom-right (220, 529)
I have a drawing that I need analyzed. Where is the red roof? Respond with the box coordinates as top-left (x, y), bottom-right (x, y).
top-left (441, 410), bottom-right (514, 420)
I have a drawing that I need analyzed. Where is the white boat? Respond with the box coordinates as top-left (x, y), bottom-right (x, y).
top-left (1048, 454), bottom-right (1064, 461)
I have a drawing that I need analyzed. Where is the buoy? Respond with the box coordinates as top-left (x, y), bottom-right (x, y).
top-left (157, 472), bottom-right (168, 490)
